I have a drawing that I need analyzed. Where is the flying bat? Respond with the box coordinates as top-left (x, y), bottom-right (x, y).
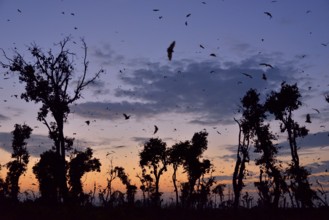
top-left (259, 63), bottom-right (273, 69)
top-left (153, 9), bottom-right (160, 12)
top-left (85, 120), bottom-right (90, 126)
top-left (154, 125), bottom-right (159, 134)
top-left (199, 44), bottom-right (205, 49)
top-left (264, 11), bottom-right (272, 19)
top-left (312, 108), bottom-right (320, 114)
top-left (17, 9), bottom-right (22, 13)
top-left (210, 53), bottom-right (216, 57)
top-left (262, 73), bottom-right (267, 80)
top-left (241, 73), bottom-right (252, 78)
top-left (305, 114), bottom-right (311, 123)
top-left (167, 41), bottom-right (175, 61)
top-left (123, 113), bottom-right (131, 120)
top-left (186, 13), bottom-right (191, 18)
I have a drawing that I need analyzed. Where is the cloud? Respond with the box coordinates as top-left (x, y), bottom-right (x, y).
top-left (0, 132), bottom-right (53, 157)
top-left (130, 136), bottom-right (151, 145)
top-left (0, 114), bottom-right (9, 121)
top-left (92, 43), bottom-right (124, 66)
top-left (0, 131), bottom-right (96, 158)
top-left (87, 80), bottom-right (110, 96)
top-left (72, 54), bottom-right (304, 126)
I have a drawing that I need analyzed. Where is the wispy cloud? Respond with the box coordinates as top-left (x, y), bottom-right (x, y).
top-left (0, 114), bottom-right (9, 121)
top-left (92, 43), bottom-right (124, 66)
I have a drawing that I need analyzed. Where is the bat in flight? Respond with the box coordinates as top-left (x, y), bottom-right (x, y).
top-left (167, 41), bottom-right (176, 61)
top-left (154, 125), bottom-right (159, 134)
top-left (264, 11), bottom-right (272, 19)
top-left (123, 113), bottom-right (131, 120)
top-left (259, 63), bottom-right (273, 69)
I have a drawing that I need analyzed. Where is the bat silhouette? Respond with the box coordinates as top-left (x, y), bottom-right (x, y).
top-left (85, 120), bottom-right (90, 126)
top-left (154, 125), bottom-right (159, 134)
top-left (262, 73), bottom-right (267, 80)
top-left (210, 53), bottom-right (216, 57)
top-left (186, 13), bottom-right (191, 17)
top-left (167, 41), bottom-right (175, 61)
top-left (312, 108), bottom-right (320, 114)
top-left (241, 73), bottom-right (252, 78)
top-left (305, 114), bottom-right (311, 123)
top-left (259, 63), bottom-right (273, 69)
top-left (123, 113), bottom-right (131, 120)
top-left (264, 12), bottom-right (272, 18)
top-left (200, 44), bottom-right (205, 49)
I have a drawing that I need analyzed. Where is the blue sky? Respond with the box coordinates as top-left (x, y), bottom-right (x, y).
top-left (0, 0), bottom-right (329, 193)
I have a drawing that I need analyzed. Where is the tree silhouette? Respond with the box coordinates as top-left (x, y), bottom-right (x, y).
top-left (237, 89), bottom-right (287, 208)
top-left (179, 131), bottom-right (212, 208)
top-left (265, 83), bottom-right (315, 208)
top-left (112, 166), bottom-right (137, 206)
top-left (1, 37), bottom-right (103, 203)
top-left (233, 89), bottom-right (264, 209)
top-left (139, 138), bottom-right (168, 206)
top-left (99, 160), bottom-right (117, 207)
top-left (212, 183), bottom-right (226, 207)
top-left (253, 123), bottom-right (287, 209)
top-left (5, 124), bottom-right (32, 202)
top-left (168, 141), bottom-right (189, 206)
top-left (68, 148), bottom-right (101, 204)
top-left (33, 150), bottom-right (62, 204)
top-left (136, 168), bottom-right (154, 206)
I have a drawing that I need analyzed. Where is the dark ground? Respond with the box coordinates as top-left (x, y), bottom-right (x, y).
top-left (0, 203), bottom-right (328, 220)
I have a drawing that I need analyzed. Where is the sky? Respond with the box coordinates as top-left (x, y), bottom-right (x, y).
top-left (0, 0), bottom-right (329, 199)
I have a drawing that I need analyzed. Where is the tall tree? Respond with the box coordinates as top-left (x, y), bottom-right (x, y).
top-left (232, 89), bottom-right (263, 209)
top-left (68, 148), bottom-right (101, 204)
top-left (139, 138), bottom-right (168, 206)
top-left (265, 83), bottom-right (315, 208)
top-left (1, 37), bottom-right (103, 202)
top-left (6, 124), bottom-right (32, 201)
top-left (237, 89), bottom-right (286, 208)
top-left (180, 131), bottom-right (212, 208)
top-left (254, 124), bottom-right (286, 208)
top-left (168, 141), bottom-right (189, 206)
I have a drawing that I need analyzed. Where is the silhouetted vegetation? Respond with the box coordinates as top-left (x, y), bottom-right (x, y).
top-left (1, 37), bottom-right (103, 203)
top-left (0, 124), bottom-right (32, 203)
top-left (139, 138), bottom-right (168, 206)
top-left (0, 39), bottom-right (328, 219)
top-left (266, 83), bottom-right (315, 208)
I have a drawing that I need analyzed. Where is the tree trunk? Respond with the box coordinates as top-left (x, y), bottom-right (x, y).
top-left (172, 167), bottom-right (179, 207)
